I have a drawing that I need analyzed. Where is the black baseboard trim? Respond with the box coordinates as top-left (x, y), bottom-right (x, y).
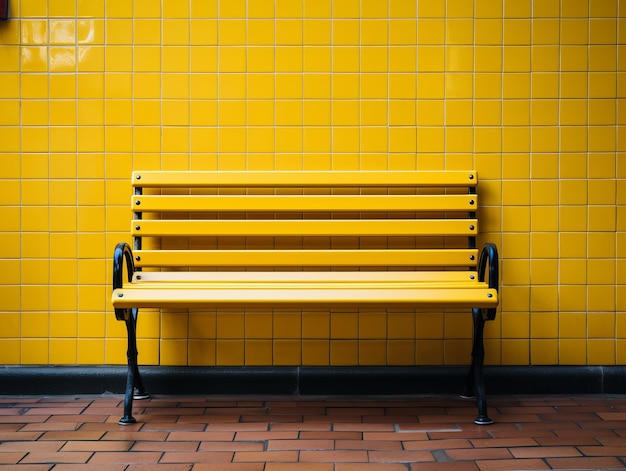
top-left (1, 365), bottom-right (624, 396)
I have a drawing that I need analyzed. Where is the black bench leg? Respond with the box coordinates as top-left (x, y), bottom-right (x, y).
top-left (464, 308), bottom-right (493, 425)
top-left (119, 309), bottom-right (149, 425)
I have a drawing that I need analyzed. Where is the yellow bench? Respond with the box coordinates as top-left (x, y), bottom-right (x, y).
top-left (112, 170), bottom-right (499, 425)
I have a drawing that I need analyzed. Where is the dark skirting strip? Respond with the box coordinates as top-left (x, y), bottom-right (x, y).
top-left (0, 365), bottom-right (624, 396)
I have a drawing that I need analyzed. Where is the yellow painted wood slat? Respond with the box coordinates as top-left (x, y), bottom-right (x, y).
top-left (132, 271), bottom-right (480, 283)
top-left (112, 287), bottom-right (498, 309)
top-left (120, 282), bottom-right (488, 290)
top-left (133, 249), bottom-right (479, 267)
top-left (132, 171), bottom-right (478, 188)
top-left (132, 219), bottom-right (478, 237)
top-left (132, 194), bottom-right (478, 212)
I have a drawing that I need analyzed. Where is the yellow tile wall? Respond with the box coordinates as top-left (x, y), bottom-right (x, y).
top-left (0, 0), bottom-right (624, 367)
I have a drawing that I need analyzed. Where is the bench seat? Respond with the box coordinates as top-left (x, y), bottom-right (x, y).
top-left (111, 170), bottom-right (499, 426)
top-left (114, 276), bottom-right (496, 309)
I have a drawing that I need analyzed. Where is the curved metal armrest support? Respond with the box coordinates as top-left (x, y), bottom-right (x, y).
top-left (113, 242), bottom-right (136, 321)
top-left (477, 242), bottom-right (499, 320)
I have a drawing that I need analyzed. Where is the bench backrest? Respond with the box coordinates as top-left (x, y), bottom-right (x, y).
top-left (129, 171), bottom-right (481, 271)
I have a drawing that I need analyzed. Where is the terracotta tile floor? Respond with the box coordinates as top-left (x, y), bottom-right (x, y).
top-left (1, 394), bottom-right (626, 470)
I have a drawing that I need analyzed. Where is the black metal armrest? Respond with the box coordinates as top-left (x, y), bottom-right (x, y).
top-left (477, 242), bottom-right (499, 320)
top-left (113, 242), bottom-right (136, 321)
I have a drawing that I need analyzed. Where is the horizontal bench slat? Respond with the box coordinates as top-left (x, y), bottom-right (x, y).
top-left (132, 219), bottom-right (478, 237)
top-left (112, 287), bottom-right (498, 309)
top-left (134, 249), bottom-right (479, 267)
top-left (133, 171), bottom-right (477, 188)
top-left (120, 282), bottom-right (488, 290)
top-left (132, 271), bottom-right (479, 283)
top-left (133, 195), bottom-right (478, 212)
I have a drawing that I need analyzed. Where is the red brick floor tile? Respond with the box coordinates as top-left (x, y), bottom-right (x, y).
top-left (79, 422), bottom-right (143, 432)
top-left (299, 431), bottom-right (362, 440)
top-left (159, 451), bottom-right (234, 463)
top-left (40, 431), bottom-right (104, 441)
top-left (165, 431), bottom-right (234, 441)
top-left (144, 407), bottom-right (208, 417)
top-left (20, 423), bottom-right (79, 432)
top-left (141, 422), bottom-right (207, 431)
top-left (555, 405), bottom-right (616, 413)
top-left (496, 406), bottom-right (557, 415)
top-left (234, 431), bottom-right (299, 440)
top-left (265, 464), bottom-right (333, 471)
top-left (415, 415), bottom-right (477, 424)
top-left (546, 456), bottom-right (626, 469)
top-left (61, 441), bottom-right (133, 452)
top-left (0, 409), bottom-right (27, 417)
top-left (199, 442), bottom-right (265, 452)
top-left (535, 436), bottom-right (601, 446)
top-left (134, 441), bottom-right (200, 452)
top-left (368, 450), bottom-right (435, 462)
top-left (0, 466), bottom-right (54, 471)
top-left (337, 464), bottom-right (410, 471)
top-left (362, 415), bottom-right (408, 423)
top-left (487, 428), bottom-right (556, 439)
top-left (475, 458), bottom-right (550, 470)
top-left (403, 438), bottom-right (472, 450)
top-left (540, 412), bottom-right (602, 422)
top-left (23, 408), bottom-right (86, 416)
top-left (0, 452), bottom-right (27, 464)
top-left (577, 445), bottom-right (626, 456)
top-left (555, 427), bottom-right (619, 438)
top-left (0, 424), bottom-right (24, 431)
top-left (232, 451), bottom-right (299, 462)
top-left (409, 463), bottom-right (479, 471)
top-left (581, 420), bottom-right (626, 430)
top-left (298, 450), bottom-right (369, 462)
top-left (303, 415), bottom-right (361, 424)
top-left (266, 439), bottom-right (333, 450)
top-left (87, 451), bottom-right (164, 464)
top-left (127, 466), bottom-right (192, 471)
top-left (446, 447), bottom-right (514, 460)
top-left (335, 439), bottom-right (403, 450)
top-left (269, 422), bottom-right (331, 432)
top-left (332, 423), bottom-right (397, 432)
top-left (0, 415), bottom-right (50, 424)
top-left (0, 441), bottom-right (64, 452)
top-left (397, 423), bottom-right (462, 432)
top-left (470, 438), bottom-right (538, 448)
top-left (518, 420), bottom-right (581, 430)
top-left (509, 446), bottom-right (582, 458)
top-left (54, 465), bottom-right (128, 471)
top-left (0, 432), bottom-right (44, 441)
top-left (46, 415), bottom-right (108, 423)
top-left (206, 423), bottom-right (270, 431)
top-left (20, 451), bottom-right (93, 464)
top-left (325, 407), bottom-right (386, 416)
top-left (364, 431), bottom-right (428, 441)
top-left (194, 465), bottom-right (265, 471)
top-left (597, 412), bottom-right (626, 420)
top-left (597, 436), bottom-right (626, 446)
top-left (178, 415), bottom-right (241, 424)
top-left (104, 430), bottom-right (170, 441)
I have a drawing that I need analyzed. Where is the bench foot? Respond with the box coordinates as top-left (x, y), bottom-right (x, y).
top-left (118, 415), bottom-right (137, 426)
top-left (134, 389), bottom-right (150, 401)
top-left (474, 415), bottom-right (494, 426)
